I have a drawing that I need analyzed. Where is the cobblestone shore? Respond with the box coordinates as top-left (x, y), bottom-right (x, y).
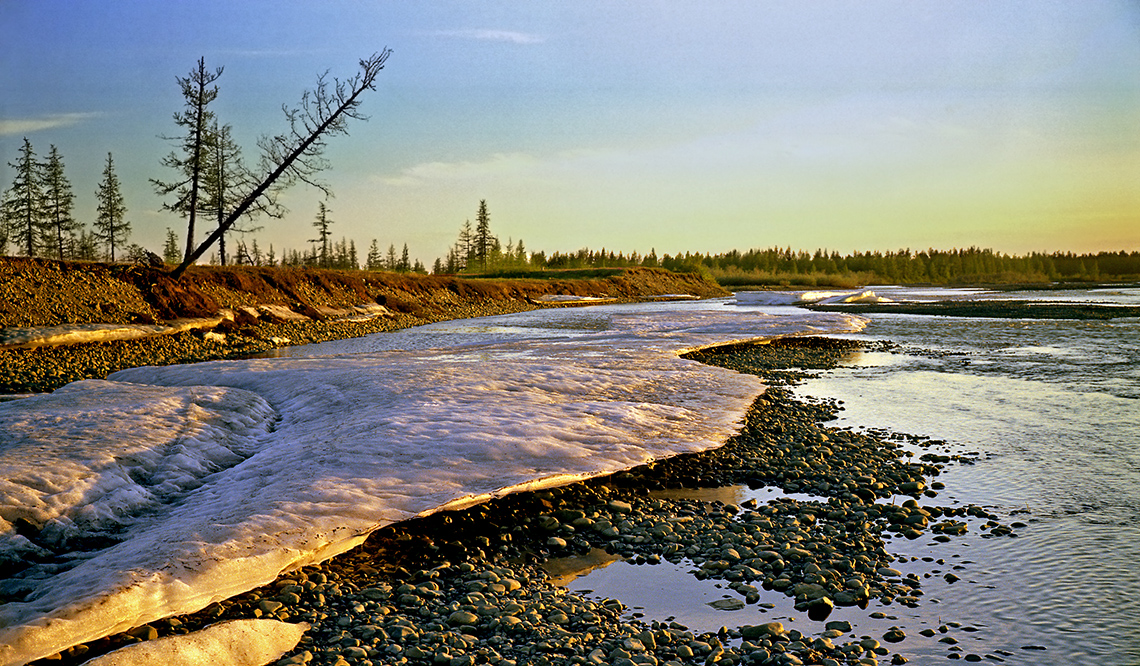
top-left (29, 338), bottom-right (1022, 666)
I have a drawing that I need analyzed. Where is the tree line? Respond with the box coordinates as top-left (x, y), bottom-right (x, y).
top-left (2, 50), bottom-right (391, 275)
top-left (1, 138), bottom-right (134, 262)
top-left (457, 245), bottom-right (1139, 284)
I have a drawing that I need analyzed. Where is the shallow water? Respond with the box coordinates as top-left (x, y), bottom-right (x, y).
top-left (803, 290), bottom-right (1140, 665)
top-left (560, 286), bottom-right (1140, 666)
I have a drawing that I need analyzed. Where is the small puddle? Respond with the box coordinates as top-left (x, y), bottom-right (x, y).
top-left (544, 484), bottom-right (997, 661)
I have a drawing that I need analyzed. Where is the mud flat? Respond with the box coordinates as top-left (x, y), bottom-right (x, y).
top-left (30, 337), bottom-right (1023, 666)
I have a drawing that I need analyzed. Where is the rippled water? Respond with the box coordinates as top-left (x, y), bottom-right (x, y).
top-left (563, 286), bottom-right (1140, 666)
top-left (800, 288), bottom-right (1140, 665)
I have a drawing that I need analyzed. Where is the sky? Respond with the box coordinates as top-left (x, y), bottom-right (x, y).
top-left (1, 1), bottom-right (1138, 266)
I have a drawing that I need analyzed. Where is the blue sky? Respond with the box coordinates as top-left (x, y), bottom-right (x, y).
top-left (2, 1), bottom-right (1138, 265)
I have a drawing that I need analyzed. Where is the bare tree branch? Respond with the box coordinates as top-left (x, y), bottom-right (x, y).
top-left (171, 49), bottom-right (390, 278)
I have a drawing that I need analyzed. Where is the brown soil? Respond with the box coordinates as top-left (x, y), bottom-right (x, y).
top-left (0, 257), bottom-right (727, 328)
top-left (0, 258), bottom-right (728, 393)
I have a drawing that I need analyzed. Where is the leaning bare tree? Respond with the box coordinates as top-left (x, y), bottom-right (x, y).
top-left (171, 49), bottom-right (391, 278)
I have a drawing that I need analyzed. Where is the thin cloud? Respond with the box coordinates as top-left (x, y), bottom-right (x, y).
top-left (378, 153), bottom-right (542, 187)
top-left (428, 29), bottom-right (544, 45)
top-left (0, 113), bottom-right (99, 136)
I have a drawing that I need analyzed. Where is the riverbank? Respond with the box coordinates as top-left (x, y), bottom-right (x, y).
top-left (0, 258), bottom-right (725, 394)
top-left (27, 337), bottom-right (1020, 666)
top-left (806, 300), bottom-right (1140, 319)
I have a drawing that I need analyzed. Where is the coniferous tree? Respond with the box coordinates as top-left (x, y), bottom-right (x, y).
top-left (40, 145), bottom-right (79, 259)
top-left (366, 239), bottom-right (382, 270)
top-left (311, 201), bottom-right (333, 267)
top-left (474, 199), bottom-right (493, 271)
top-left (163, 228), bottom-right (181, 264)
top-left (445, 247), bottom-right (461, 273)
top-left (153, 57), bottom-right (223, 262)
top-left (73, 229), bottom-right (100, 261)
top-left (386, 243), bottom-right (398, 271)
top-left (234, 240), bottom-right (249, 265)
top-left (457, 219), bottom-right (473, 270)
top-left (93, 153), bottom-right (130, 261)
top-left (399, 243), bottom-right (410, 272)
top-left (174, 51), bottom-right (391, 277)
top-left (2, 137), bottom-right (43, 256)
top-left (202, 121), bottom-right (275, 265)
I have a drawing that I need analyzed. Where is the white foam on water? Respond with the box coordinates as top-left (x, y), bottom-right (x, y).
top-left (0, 302), bottom-right (862, 665)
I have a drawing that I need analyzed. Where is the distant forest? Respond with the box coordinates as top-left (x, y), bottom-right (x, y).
top-left (519, 246), bottom-right (1140, 286)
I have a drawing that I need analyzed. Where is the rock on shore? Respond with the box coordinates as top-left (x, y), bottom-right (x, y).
top-left (26, 338), bottom-right (1020, 666)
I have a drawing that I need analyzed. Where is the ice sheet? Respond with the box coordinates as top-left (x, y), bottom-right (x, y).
top-left (0, 319), bottom-right (224, 349)
top-left (0, 302), bottom-right (862, 665)
top-left (733, 289), bottom-right (891, 306)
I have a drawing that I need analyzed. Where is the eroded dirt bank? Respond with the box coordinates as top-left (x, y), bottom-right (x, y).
top-left (0, 258), bottom-right (725, 393)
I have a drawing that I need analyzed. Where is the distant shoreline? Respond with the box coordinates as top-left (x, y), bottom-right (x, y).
top-left (805, 299), bottom-right (1140, 319)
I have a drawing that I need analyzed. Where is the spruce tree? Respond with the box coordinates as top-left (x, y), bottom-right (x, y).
top-left (457, 219), bottom-right (473, 270)
top-left (202, 121), bottom-right (273, 265)
top-left (2, 137), bottom-right (43, 256)
top-left (366, 239), bottom-right (382, 270)
top-left (152, 57), bottom-right (223, 262)
top-left (41, 145), bottom-right (79, 259)
top-left (474, 199), bottom-right (492, 271)
top-left (163, 228), bottom-right (181, 264)
top-left (386, 243), bottom-right (398, 270)
top-left (93, 153), bottom-right (130, 261)
top-left (311, 201), bottom-right (332, 267)
top-left (400, 243), bottom-right (410, 272)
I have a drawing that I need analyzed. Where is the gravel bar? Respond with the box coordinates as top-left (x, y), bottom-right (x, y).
top-left (29, 337), bottom-right (1024, 666)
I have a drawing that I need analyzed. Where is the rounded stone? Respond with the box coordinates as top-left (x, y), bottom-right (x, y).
top-left (447, 610), bottom-right (480, 626)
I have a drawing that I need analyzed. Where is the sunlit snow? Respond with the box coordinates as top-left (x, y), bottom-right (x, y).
top-left (0, 300), bottom-right (862, 665)
top-left (733, 289), bottom-right (891, 306)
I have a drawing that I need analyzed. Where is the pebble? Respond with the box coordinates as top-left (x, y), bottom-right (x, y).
top-left (44, 337), bottom-right (1010, 666)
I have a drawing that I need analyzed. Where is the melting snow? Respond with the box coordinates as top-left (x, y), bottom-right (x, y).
top-left (0, 319), bottom-right (224, 349)
top-left (733, 289), bottom-right (892, 306)
top-left (0, 301), bottom-right (862, 665)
